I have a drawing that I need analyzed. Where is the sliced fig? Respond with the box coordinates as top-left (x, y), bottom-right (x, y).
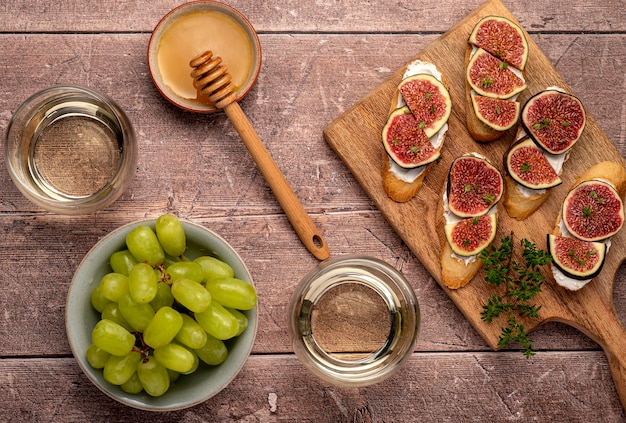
top-left (471, 91), bottom-right (520, 131)
top-left (467, 48), bottom-right (527, 99)
top-left (382, 106), bottom-right (440, 169)
top-left (521, 90), bottom-right (586, 154)
top-left (468, 15), bottom-right (529, 71)
top-left (505, 137), bottom-right (562, 189)
top-left (547, 234), bottom-right (606, 280)
top-left (562, 179), bottom-right (625, 241)
top-left (445, 214), bottom-right (497, 257)
top-left (447, 154), bottom-right (503, 218)
top-left (398, 73), bottom-right (452, 137)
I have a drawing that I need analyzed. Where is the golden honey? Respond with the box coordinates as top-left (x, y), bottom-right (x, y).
top-left (156, 9), bottom-right (255, 104)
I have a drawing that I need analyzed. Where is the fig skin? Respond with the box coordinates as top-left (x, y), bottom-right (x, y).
top-left (381, 106), bottom-right (440, 169)
top-left (504, 136), bottom-right (562, 190)
top-left (466, 48), bottom-right (527, 99)
top-left (521, 89), bottom-right (586, 155)
top-left (446, 154), bottom-right (504, 218)
top-left (547, 233), bottom-right (606, 281)
top-left (398, 73), bottom-right (452, 138)
top-left (471, 92), bottom-right (520, 131)
top-left (468, 15), bottom-right (529, 71)
top-left (445, 214), bottom-right (497, 257)
top-left (562, 179), bottom-right (625, 242)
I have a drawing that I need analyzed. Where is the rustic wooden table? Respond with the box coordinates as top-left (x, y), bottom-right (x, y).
top-left (1, 0), bottom-right (625, 421)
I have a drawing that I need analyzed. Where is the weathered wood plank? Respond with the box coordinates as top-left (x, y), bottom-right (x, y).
top-left (0, 34), bottom-right (623, 215)
top-left (1, 353), bottom-right (624, 421)
top-left (1, 0), bottom-right (624, 33)
top-left (1, 212), bottom-right (622, 356)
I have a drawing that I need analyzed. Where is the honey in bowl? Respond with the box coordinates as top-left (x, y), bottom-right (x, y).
top-left (148, 2), bottom-right (262, 113)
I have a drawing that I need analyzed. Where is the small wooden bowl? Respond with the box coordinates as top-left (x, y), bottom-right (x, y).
top-left (147, 1), bottom-right (262, 113)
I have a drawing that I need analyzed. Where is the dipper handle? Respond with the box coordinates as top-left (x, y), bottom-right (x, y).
top-left (190, 51), bottom-right (330, 260)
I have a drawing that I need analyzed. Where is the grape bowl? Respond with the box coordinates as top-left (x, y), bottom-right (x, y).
top-left (66, 217), bottom-right (257, 411)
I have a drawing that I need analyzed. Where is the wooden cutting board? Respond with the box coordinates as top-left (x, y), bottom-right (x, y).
top-left (323, 0), bottom-right (626, 409)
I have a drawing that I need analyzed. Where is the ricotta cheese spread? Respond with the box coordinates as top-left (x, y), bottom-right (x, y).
top-left (387, 60), bottom-right (448, 183)
top-left (551, 179), bottom-right (615, 290)
top-left (513, 87), bottom-right (569, 199)
top-left (442, 152), bottom-right (496, 265)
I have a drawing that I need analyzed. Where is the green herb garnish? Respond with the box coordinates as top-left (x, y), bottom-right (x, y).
top-left (480, 234), bottom-right (552, 358)
top-left (499, 61), bottom-right (509, 70)
top-left (520, 163), bottom-right (531, 172)
top-left (533, 118), bottom-right (551, 130)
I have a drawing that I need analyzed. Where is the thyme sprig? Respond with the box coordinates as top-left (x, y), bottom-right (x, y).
top-left (479, 234), bottom-right (552, 358)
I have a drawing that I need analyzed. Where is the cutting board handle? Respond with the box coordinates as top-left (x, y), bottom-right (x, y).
top-left (575, 301), bottom-right (626, 411)
top-left (606, 351), bottom-right (626, 410)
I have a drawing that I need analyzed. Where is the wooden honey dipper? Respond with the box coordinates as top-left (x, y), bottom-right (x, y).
top-left (190, 51), bottom-right (330, 260)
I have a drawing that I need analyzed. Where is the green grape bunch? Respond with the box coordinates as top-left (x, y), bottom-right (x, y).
top-left (87, 214), bottom-right (257, 397)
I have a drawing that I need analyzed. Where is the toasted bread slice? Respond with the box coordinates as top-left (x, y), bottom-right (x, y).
top-left (381, 152), bottom-right (429, 202)
top-left (438, 179), bottom-right (487, 290)
top-left (464, 45), bottom-right (503, 142)
top-left (503, 174), bottom-right (551, 220)
top-left (440, 240), bottom-right (484, 289)
top-left (382, 61), bottom-right (449, 202)
top-left (503, 127), bottom-right (557, 220)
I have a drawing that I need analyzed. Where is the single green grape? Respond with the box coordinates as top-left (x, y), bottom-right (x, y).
top-left (150, 282), bottom-right (175, 311)
top-left (205, 277), bottom-right (257, 310)
top-left (99, 272), bottom-right (129, 303)
top-left (155, 214), bottom-right (186, 257)
top-left (91, 319), bottom-right (135, 356)
top-left (120, 371), bottom-right (143, 394)
top-left (175, 313), bottom-right (207, 349)
top-left (143, 306), bottom-right (183, 349)
top-left (137, 356), bottom-right (170, 397)
top-left (110, 250), bottom-right (138, 276)
top-left (224, 306), bottom-right (248, 336)
top-left (103, 351), bottom-right (142, 385)
top-left (180, 345), bottom-right (199, 375)
top-left (170, 278), bottom-right (211, 313)
top-left (153, 343), bottom-right (195, 373)
top-left (101, 302), bottom-right (134, 332)
top-left (126, 225), bottom-right (165, 266)
top-left (128, 262), bottom-right (158, 304)
top-left (86, 343), bottom-right (111, 369)
top-left (194, 300), bottom-right (240, 340)
top-left (118, 293), bottom-right (155, 332)
top-left (194, 256), bottom-right (234, 282)
top-left (194, 333), bottom-right (228, 366)
top-left (90, 286), bottom-right (112, 313)
top-left (165, 261), bottom-right (204, 283)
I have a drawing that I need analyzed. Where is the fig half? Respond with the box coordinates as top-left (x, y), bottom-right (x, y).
top-left (505, 137), bottom-right (562, 189)
top-left (467, 48), bottom-right (527, 99)
top-left (521, 90), bottom-right (586, 155)
top-left (471, 91), bottom-right (520, 131)
top-left (445, 213), bottom-right (497, 257)
top-left (562, 179), bottom-right (625, 241)
top-left (468, 15), bottom-right (529, 71)
top-left (382, 106), bottom-right (440, 169)
top-left (398, 73), bottom-right (452, 137)
top-left (447, 154), bottom-right (503, 218)
top-left (548, 234), bottom-right (606, 280)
